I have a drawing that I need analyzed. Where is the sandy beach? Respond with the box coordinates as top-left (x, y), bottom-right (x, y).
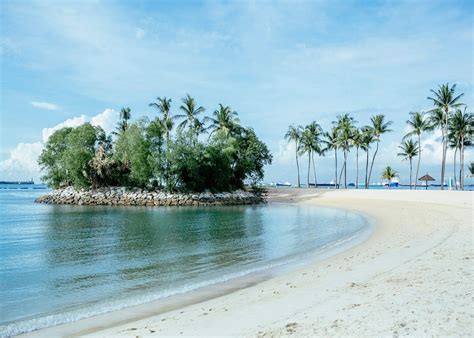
top-left (24, 189), bottom-right (473, 337)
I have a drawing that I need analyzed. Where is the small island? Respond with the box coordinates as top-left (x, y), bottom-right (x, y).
top-left (35, 95), bottom-right (272, 206)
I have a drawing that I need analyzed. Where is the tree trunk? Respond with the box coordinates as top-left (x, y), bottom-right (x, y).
top-left (409, 157), bottom-right (413, 190)
top-left (365, 150), bottom-right (369, 189)
top-left (440, 113), bottom-right (448, 190)
top-left (334, 149), bottom-right (338, 189)
top-left (415, 133), bottom-right (421, 190)
top-left (368, 139), bottom-right (380, 186)
top-left (312, 151), bottom-right (318, 188)
top-left (339, 161), bottom-right (345, 187)
top-left (355, 146), bottom-right (359, 189)
top-left (461, 136), bottom-right (465, 190)
top-left (453, 146), bottom-right (458, 190)
top-left (344, 149), bottom-right (348, 189)
top-left (296, 141), bottom-right (300, 188)
top-left (307, 151), bottom-right (311, 188)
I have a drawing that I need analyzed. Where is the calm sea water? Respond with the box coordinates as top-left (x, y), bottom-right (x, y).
top-left (0, 186), bottom-right (371, 336)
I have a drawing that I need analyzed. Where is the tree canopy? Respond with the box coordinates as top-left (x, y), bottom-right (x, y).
top-left (38, 97), bottom-right (272, 192)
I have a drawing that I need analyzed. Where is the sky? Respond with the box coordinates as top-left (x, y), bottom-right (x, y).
top-left (0, 0), bottom-right (473, 185)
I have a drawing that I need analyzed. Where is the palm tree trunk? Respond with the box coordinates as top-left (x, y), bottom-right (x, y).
top-left (453, 146), bottom-right (458, 190)
top-left (339, 162), bottom-right (345, 187)
top-left (461, 136), bottom-right (465, 190)
top-left (344, 150), bottom-right (348, 189)
top-left (355, 147), bottom-right (359, 189)
top-left (307, 151), bottom-right (311, 188)
top-left (365, 150), bottom-right (369, 189)
top-left (409, 158), bottom-right (413, 190)
top-left (312, 151), bottom-right (317, 188)
top-left (295, 142), bottom-right (300, 188)
top-left (440, 126), bottom-right (446, 190)
top-left (368, 139), bottom-right (380, 186)
top-left (415, 133), bottom-right (421, 190)
top-left (334, 149), bottom-right (338, 189)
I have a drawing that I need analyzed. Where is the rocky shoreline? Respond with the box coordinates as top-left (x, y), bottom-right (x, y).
top-left (34, 186), bottom-right (264, 206)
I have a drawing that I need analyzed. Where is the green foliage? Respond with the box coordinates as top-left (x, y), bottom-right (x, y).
top-left (38, 98), bottom-right (272, 192)
top-left (114, 121), bottom-right (153, 188)
top-left (38, 123), bottom-right (106, 188)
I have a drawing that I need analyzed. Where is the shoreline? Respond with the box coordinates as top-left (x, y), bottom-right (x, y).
top-left (23, 189), bottom-right (473, 336)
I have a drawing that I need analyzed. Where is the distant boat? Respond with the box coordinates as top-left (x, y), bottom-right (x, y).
top-left (0, 180), bottom-right (35, 185)
top-left (276, 182), bottom-right (292, 187)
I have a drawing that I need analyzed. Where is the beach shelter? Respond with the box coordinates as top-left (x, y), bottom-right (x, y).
top-left (418, 174), bottom-right (435, 190)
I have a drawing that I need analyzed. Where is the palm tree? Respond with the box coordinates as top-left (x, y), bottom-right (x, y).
top-left (323, 127), bottom-right (340, 189)
top-left (427, 83), bottom-right (464, 190)
top-left (285, 125), bottom-right (303, 188)
top-left (352, 128), bottom-right (363, 189)
top-left (149, 97), bottom-right (173, 142)
top-left (360, 127), bottom-right (374, 189)
top-left (367, 114), bottom-right (393, 186)
top-left (448, 134), bottom-right (460, 190)
top-left (448, 108), bottom-right (473, 190)
top-left (397, 139), bottom-right (419, 189)
top-left (300, 122), bottom-right (323, 188)
top-left (381, 166), bottom-right (398, 189)
top-left (404, 111), bottom-right (431, 190)
top-left (335, 114), bottom-right (356, 189)
top-left (206, 104), bottom-right (240, 138)
top-left (114, 107), bottom-right (132, 134)
top-left (175, 94), bottom-right (205, 143)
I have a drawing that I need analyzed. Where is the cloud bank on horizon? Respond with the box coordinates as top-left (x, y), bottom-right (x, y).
top-left (0, 0), bottom-right (472, 184)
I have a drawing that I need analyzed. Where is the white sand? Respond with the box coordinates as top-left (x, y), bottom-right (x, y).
top-left (26, 190), bottom-right (474, 337)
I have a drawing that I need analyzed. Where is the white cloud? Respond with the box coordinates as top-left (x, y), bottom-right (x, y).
top-left (1, 109), bottom-right (119, 182)
top-left (0, 142), bottom-right (44, 181)
top-left (42, 109), bottom-right (118, 142)
top-left (31, 101), bottom-right (61, 111)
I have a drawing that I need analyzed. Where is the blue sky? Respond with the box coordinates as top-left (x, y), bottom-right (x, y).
top-left (0, 0), bottom-right (473, 184)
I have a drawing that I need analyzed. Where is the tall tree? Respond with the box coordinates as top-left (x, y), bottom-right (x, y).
top-left (352, 128), bottom-right (363, 189)
top-left (360, 127), bottom-right (374, 189)
top-left (175, 94), bottom-right (205, 144)
top-left (335, 114), bottom-right (356, 189)
top-left (300, 122), bottom-right (323, 188)
top-left (427, 83), bottom-right (464, 190)
top-left (285, 125), bottom-right (303, 188)
top-left (404, 111), bottom-right (431, 190)
top-left (206, 104), bottom-right (240, 138)
top-left (323, 127), bottom-right (340, 189)
top-left (397, 139), bottom-right (419, 189)
top-left (367, 114), bottom-right (393, 186)
top-left (149, 97), bottom-right (173, 187)
top-left (448, 107), bottom-right (473, 190)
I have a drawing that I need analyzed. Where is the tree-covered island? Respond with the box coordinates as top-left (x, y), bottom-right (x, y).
top-left (38, 95), bottom-right (272, 194)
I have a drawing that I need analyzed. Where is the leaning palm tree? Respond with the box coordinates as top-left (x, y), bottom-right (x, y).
top-left (381, 166), bottom-right (398, 189)
top-left (323, 127), bottom-right (340, 189)
top-left (404, 111), bottom-right (431, 190)
top-left (367, 114), bottom-right (393, 186)
top-left (360, 127), bottom-right (374, 189)
top-left (448, 107), bottom-right (473, 190)
top-left (335, 114), bottom-right (356, 189)
top-left (206, 104), bottom-right (240, 138)
top-left (427, 83), bottom-right (464, 190)
top-left (175, 94), bottom-right (205, 143)
top-left (397, 139), bottom-right (419, 189)
top-left (300, 122), bottom-right (323, 188)
top-left (285, 125), bottom-right (303, 188)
